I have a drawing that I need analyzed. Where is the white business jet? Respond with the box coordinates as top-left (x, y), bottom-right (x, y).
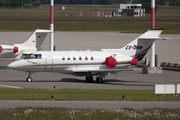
top-left (0, 29), bottom-right (51, 60)
top-left (8, 29), bottom-right (167, 83)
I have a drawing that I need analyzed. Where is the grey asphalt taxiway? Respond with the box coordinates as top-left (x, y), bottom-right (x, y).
top-left (0, 67), bottom-right (180, 90)
top-left (0, 32), bottom-right (180, 109)
top-left (1, 100), bottom-right (180, 110)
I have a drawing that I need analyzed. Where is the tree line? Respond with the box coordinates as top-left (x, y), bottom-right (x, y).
top-left (0, 0), bottom-right (179, 8)
top-left (0, 0), bottom-right (41, 7)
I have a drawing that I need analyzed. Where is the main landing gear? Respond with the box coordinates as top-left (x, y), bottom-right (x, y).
top-left (85, 76), bottom-right (104, 83)
top-left (26, 71), bottom-right (33, 82)
top-left (86, 76), bottom-right (93, 82)
top-left (96, 77), bottom-right (104, 83)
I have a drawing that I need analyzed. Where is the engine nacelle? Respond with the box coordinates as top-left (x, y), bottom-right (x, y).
top-left (13, 46), bottom-right (18, 53)
top-left (105, 56), bottom-right (138, 68)
top-left (105, 56), bottom-right (117, 68)
top-left (131, 57), bottom-right (138, 65)
top-left (0, 46), bottom-right (2, 53)
top-left (0, 45), bottom-right (18, 53)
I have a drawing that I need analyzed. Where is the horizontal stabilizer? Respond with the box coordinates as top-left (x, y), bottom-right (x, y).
top-left (34, 29), bottom-right (52, 33)
top-left (138, 37), bottom-right (172, 40)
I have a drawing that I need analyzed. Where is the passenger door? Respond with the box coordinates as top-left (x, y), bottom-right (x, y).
top-left (45, 56), bottom-right (53, 71)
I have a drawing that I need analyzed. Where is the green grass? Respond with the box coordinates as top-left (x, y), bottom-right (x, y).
top-left (0, 107), bottom-right (180, 120)
top-left (1, 88), bottom-right (180, 119)
top-left (0, 5), bottom-right (180, 34)
top-left (0, 88), bottom-right (179, 101)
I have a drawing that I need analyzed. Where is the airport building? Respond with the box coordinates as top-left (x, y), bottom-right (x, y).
top-left (112, 4), bottom-right (145, 17)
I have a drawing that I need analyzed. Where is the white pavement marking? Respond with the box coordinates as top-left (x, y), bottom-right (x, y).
top-left (0, 84), bottom-right (23, 89)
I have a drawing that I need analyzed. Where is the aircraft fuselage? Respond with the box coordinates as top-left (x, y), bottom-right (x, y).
top-left (9, 51), bottom-right (135, 76)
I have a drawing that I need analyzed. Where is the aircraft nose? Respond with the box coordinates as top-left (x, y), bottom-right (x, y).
top-left (8, 59), bottom-right (36, 70)
top-left (7, 59), bottom-right (27, 70)
top-left (7, 61), bottom-right (20, 69)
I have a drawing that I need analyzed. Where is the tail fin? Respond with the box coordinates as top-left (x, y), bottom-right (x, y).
top-left (14, 29), bottom-right (51, 51)
top-left (121, 29), bottom-right (164, 60)
top-left (102, 29), bottom-right (169, 60)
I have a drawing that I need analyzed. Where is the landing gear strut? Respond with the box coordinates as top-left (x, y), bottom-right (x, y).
top-left (86, 76), bottom-right (93, 82)
top-left (26, 72), bottom-right (33, 82)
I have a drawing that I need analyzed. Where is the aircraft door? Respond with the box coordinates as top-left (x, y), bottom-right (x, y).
top-left (45, 56), bottom-right (53, 71)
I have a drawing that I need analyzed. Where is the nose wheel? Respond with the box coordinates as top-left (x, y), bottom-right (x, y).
top-left (26, 72), bottom-right (33, 82)
top-left (26, 77), bottom-right (32, 82)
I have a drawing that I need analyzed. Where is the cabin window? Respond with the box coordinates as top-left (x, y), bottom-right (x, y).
top-left (91, 56), bottom-right (94, 60)
top-left (67, 56), bottom-right (70, 60)
top-left (79, 56), bottom-right (82, 60)
top-left (62, 56), bottom-right (65, 60)
top-left (73, 57), bottom-right (76, 60)
top-left (85, 56), bottom-right (88, 60)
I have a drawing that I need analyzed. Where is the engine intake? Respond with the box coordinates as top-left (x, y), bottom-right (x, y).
top-left (105, 56), bottom-right (117, 68)
top-left (13, 46), bottom-right (18, 53)
top-left (131, 57), bottom-right (138, 65)
top-left (0, 46), bottom-right (2, 53)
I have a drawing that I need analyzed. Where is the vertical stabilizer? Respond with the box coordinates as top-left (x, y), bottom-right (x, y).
top-left (14, 29), bottom-right (51, 51)
top-left (101, 29), bottom-right (165, 60)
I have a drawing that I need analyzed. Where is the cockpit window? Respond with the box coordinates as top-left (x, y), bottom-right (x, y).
top-left (25, 54), bottom-right (42, 59)
top-left (37, 54), bottom-right (42, 59)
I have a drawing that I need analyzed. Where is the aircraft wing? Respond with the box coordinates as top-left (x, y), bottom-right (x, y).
top-left (14, 50), bottom-right (24, 60)
top-left (72, 68), bottom-right (140, 76)
top-left (72, 68), bottom-right (138, 73)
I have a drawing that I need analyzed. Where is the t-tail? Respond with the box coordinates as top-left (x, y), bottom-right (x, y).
top-left (14, 29), bottom-right (52, 51)
top-left (13, 29), bottom-right (52, 59)
top-left (0, 29), bottom-right (51, 60)
top-left (102, 28), bottom-right (170, 61)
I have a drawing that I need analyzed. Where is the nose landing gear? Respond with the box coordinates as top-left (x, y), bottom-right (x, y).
top-left (26, 72), bottom-right (33, 82)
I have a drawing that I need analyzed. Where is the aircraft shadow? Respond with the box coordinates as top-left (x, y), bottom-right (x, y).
top-left (60, 78), bottom-right (153, 87)
top-left (60, 78), bottom-right (87, 83)
top-left (1, 78), bottom-right (153, 87)
top-left (0, 66), bottom-right (8, 69)
top-left (60, 78), bottom-right (140, 83)
top-left (103, 82), bottom-right (153, 86)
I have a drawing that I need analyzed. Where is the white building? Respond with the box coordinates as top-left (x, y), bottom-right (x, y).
top-left (112, 4), bottom-right (145, 17)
